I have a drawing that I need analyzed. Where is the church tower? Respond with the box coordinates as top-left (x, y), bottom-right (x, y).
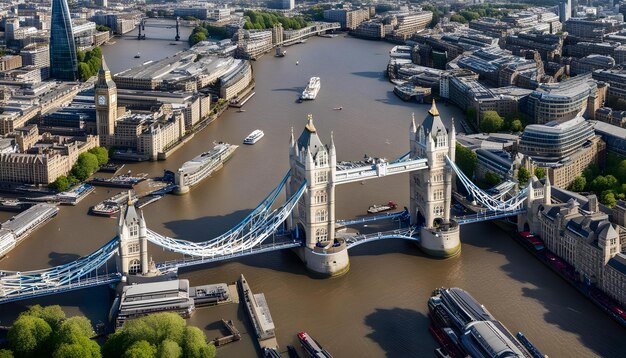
top-left (95, 56), bottom-right (117, 146)
top-left (116, 195), bottom-right (150, 275)
top-left (410, 100), bottom-right (461, 257)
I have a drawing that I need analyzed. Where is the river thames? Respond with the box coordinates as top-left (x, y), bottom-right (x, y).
top-left (1, 27), bottom-right (625, 357)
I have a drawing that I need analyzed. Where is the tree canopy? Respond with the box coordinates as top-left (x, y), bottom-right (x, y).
top-left (455, 143), bottom-right (477, 179)
top-left (103, 313), bottom-right (215, 358)
top-left (517, 167), bottom-right (531, 186)
top-left (243, 10), bottom-right (308, 30)
top-left (77, 47), bottom-right (102, 81)
top-left (479, 111), bottom-right (504, 133)
top-left (6, 305), bottom-right (99, 358)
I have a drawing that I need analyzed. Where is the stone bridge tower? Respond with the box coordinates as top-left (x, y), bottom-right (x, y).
top-left (287, 115), bottom-right (349, 276)
top-left (116, 197), bottom-right (151, 275)
top-left (409, 101), bottom-right (461, 257)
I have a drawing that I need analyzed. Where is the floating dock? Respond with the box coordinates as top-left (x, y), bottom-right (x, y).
top-left (238, 274), bottom-right (279, 351)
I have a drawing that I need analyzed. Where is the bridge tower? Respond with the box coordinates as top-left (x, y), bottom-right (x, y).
top-left (288, 115), bottom-right (349, 277)
top-left (410, 100), bottom-right (461, 257)
top-left (116, 197), bottom-right (153, 275)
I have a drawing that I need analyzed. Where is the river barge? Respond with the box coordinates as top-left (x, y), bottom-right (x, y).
top-left (90, 174), bottom-right (147, 188)
top-left (174, 143), bottom-right (237, 194)
top-left (297, 332), bottom-right (333, 358)
top-left (428, 287), bottom-right (542, 358)
top-left (301, 77), bottom-right (320, 100)
top-left (0, 204), bottom-right (59, 258)
top-left (238, 274), bottom-right (278, 350)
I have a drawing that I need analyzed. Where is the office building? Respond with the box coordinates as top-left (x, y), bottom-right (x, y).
top-left (559, 0), bottom-right (571, 23)
top-left (519, 115), bottom-right (605, 188)
top-left (324, 8), bottom-right (369, 30)
top-left (50, 0), bottom-right (78, 81)
top-left (593, 69), bottom-right (626, 101)
top-left (0, 134), bottom-right (98, 184)
top-left (593, 120), bottom-right (626, 157)
top-left (570, 55), bottom-right (615, 76)
top-left (525, 75), bottom-right (606, 124)
top-left (0, 55), bottom-right (22, 71)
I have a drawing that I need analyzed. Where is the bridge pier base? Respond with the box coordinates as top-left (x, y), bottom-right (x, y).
top-left (296, 240), bottom-right (350, 278)
top-left (419, 221), bottom-right (461, 258)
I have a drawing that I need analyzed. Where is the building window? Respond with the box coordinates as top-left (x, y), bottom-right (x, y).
top-left (128, 259), bottom-right (141, 274)
top-left (128, 243), bottom-right (140, 254)
top-left (316, 151), bottom-right (328, 167)
top-left (316, 228), bottom-right (328, 242)
top-left (316, 171), bottom-right (328, 183)
top-left (315, 190), bottom-right (327, 204)
top-left (315, 209), bottom-right (328, 222)
top-left (130, 224), bottom-right (138, 237)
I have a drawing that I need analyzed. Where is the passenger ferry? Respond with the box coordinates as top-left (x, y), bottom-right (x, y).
top-left (244, 130), bottom-right (265, 145)
top-left (174, 142), bottom-right (238, 194)
top-left (301, 77), bottom-right (320, 100)
top-left (297, 332), bottom-right (332, 358)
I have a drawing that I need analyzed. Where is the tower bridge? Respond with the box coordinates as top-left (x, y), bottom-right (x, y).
top-left (0, 102), bottom-right (533, 304)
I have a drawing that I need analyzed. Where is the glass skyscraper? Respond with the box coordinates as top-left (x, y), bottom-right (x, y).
top-left (50, 0), bottom-right (78, 81)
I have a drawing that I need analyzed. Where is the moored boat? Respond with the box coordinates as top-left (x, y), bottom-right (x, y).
top-left (297, 332), bottom-right (332, 358)
top-left (301, 77), bottom-right (320, 100)
top-left (244, 130), bottom-right (264, 145)
top-left (367, 201), bottom-right (397, 214)
top-left (174, 142), bottom-right (238, 194)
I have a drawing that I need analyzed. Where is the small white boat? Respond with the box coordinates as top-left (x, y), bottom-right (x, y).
top-left (244, 130), bottom-right (264, 145)
top-left (333, 107), bottom-right (342, 110)
top-left (296, 61), bottom-right (299, 65)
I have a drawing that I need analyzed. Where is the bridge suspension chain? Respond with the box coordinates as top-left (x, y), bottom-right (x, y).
top-left (146, 174), bottom-right (306, 257)
top-left (445, 155), bottom-right (527, 212)
top-left (0, 238), bottom-right (120, 297)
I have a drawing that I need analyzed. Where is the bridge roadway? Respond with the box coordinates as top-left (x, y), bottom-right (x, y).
top-left (343, 227), bottom-right (419, 249)
top-left (335, 157), bottom-right (428, 185)
top-left (0, 273), bottom-right (121, 305)
top-left (336, 210), bottom-right (408, 227)
top-left (454, 208), bottom-right (527, 225)
top-left (156, 238), bottom-right (302, 273)
top-left (279, 22), bottom-right (340, 46)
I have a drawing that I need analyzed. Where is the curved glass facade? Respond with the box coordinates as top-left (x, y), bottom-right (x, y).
top-left (519, 116), bottom-right (595, 160)
top-left (50, 0), bottom-right (78, 81)
top-left (525, 75), bottom-right (597, 124)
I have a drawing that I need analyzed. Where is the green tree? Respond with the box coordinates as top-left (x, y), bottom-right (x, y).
top-left (616, 159), bottom-right (626, 183)
top-left (55, 316), bottom-right (94, 345)
top-left (450, 14), bottom-right (467, 23)
top-left (601, 190), bottom-right (617, 207)
top-left (568, 176), bottom-right (586, 192)
top-left (157, 340), bottom-right (182, 358)
top-left (53, 336), bottom-right (100, 358)
top-left (49, 175), bottom-right (70, 192)
top-left (0, 350), bottom-right (13, 358)
top-left (8, 316), bottom-right (52, 357)
top-left (77, 152), bottom-right (99, 175)
top-left (22, 305), bottom-right (66, 331)
top-left (88, 147), bottom-right (109, 166)
top-left (455, 143), bottom-right (477, 178)
top-left (103, 313), bottom-right (214, 358)
top-left (509, 119), bottom-right (523, 132)
top-left (518, 167), bottom-right (531, 185)
top-left (78, 63), bottom-right (92, 82)
top-left (479, 111), bottom-right (504, 133)
top-left (124, 341), bottom-right (156, 358)
top-left (188, 32), bottom-right (207, 46)
top-left (182, 327), bottom-right (215, 358)
top-left (534, 167), bottom-right (546, 180)
top-left (484, 172), bottom-right (502, 187)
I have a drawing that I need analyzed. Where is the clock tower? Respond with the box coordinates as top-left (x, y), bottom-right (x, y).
top-left (95, 56), bottom-right (117, 146)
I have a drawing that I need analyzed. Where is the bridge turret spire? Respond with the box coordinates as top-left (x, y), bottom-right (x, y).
top-left (429, 99), bottom-right (440, 116)
top-left (410, 112), bottom-right (417, 134)
top-left (290, 126), bottom-right (295, 148)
